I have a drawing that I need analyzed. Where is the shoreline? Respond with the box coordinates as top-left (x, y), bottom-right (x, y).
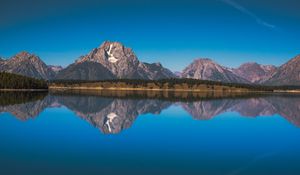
top-left (0, 87), bottom-right (299, 94)
top-left (0, 89), bottom-right (48, 92)
top-left (49, 86), bottom-right (269, 93)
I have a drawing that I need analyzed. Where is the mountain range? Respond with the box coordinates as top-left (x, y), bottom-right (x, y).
top-left (0, 41), bottom-right (299, 85)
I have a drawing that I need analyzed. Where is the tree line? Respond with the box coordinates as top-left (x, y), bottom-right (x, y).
top-left (50, 78), bottom-right (291, 91)
top-left (0, 72), bottom-right (48, 89)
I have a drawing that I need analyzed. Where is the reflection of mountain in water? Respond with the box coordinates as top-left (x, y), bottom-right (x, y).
top-left (181, 95), bottom-right (300, 127)
top-left (181, 99), bottom-right (237, 120)
top-left (55, 95), bottom-right (171, 134)
top-left (1, 91), bottom-right (300, 133)
top-left (0, 92), bottom-right (49, 120)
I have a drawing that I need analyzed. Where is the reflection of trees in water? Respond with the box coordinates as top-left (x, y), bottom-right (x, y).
top-left (0, 91), bottom-right (49, 120)
top-left (0, 91), bottom-right (47, 106)
top-left (1, 91), bottom-right (300, 133)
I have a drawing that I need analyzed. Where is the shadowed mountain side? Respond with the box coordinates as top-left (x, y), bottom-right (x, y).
top-left (55, 62), bottom-right (116, 80)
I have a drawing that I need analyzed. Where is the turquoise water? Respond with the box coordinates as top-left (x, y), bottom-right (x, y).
top-left (1, 92), bottom-right (300, 175)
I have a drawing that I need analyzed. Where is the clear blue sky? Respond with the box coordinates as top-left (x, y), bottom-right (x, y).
top-left (0, 0), bottom-right (299, 71)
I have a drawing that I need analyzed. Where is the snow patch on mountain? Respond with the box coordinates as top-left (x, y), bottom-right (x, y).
top-left (107, 44), bottom-right (118, 63)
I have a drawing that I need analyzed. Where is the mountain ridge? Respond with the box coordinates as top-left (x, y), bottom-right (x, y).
top-left (0, 41), bottom-right (299, 85)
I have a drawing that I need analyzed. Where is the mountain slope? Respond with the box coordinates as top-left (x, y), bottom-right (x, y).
top-left (264, 55), bottom-right (300, 85)
top-left (233, 62), bottom-right (277, 83)
top-left (0, 52), bottom-right (55, 79)
top-left (137, 62), bottom-right (177, 79)
top-left (0, 57), bottom-right (4, 67)
top-left (181, 58), bottom-right (249, 83)
top-left (76, 41), bottom-right (175, 80)
top-left (55, 61), bottom-right (116, 80)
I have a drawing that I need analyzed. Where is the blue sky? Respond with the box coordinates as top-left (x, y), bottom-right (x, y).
top-left (0, 0), bottom-right (299, 71)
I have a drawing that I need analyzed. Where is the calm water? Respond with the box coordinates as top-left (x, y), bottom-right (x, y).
top-left (1, 91), bottom-right (300, 175)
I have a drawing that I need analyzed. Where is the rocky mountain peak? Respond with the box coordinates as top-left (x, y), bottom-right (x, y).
top-left (181, 58), bottom-right (248, 83)
top-left (11, 51), bottom-right (42, 63)
top-left (240, 62), bottom-right (259, 67)
top-left (193, 58), bottom-right (215, 64)
top-left (0, 51), bottom-right (55, 79)
top-left (233, 62), bottom-right (277, 83)
top-left (73, 41), bottom-right (174, 80)
top-left (76, 41), bottom-right (140, 78)
top-left (100, 41), bottom-right (125, 50)
top-left (15, 51), bottom-right (32, 58)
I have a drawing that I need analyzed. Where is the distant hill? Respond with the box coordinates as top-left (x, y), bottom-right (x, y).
top-left (0, 72), bottom-right (48, 89)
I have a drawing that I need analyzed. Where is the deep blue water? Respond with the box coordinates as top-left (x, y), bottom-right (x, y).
top-left (1, 92), bottom-right (300, 175)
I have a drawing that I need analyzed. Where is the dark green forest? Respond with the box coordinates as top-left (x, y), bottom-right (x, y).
top-left (0, 72), bottom-right (48, 89)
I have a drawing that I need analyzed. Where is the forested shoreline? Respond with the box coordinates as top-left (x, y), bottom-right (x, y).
top-left (1, 71), bottom-right (300, 92)
top-left (0, 72), bottom-right (48, 89)
top-left (49, 79), bottom-right (294, 92)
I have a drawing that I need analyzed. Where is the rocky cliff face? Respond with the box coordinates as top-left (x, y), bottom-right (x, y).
top-left (55, 62), bottom-right (116, 80)
top-left (233, 62), bottom-right (277, 83)
top-left (0, 52), bottom-right (55, 79)
top-left (181, 58), bottom-right (249, 83)
top-left (75, 41), bottom-right (175, 80)
top-left (264, 55), bottom-right (300, 85)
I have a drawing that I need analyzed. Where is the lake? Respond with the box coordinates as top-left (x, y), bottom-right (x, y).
top-left (1, 91), bottom-right (300, 175)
